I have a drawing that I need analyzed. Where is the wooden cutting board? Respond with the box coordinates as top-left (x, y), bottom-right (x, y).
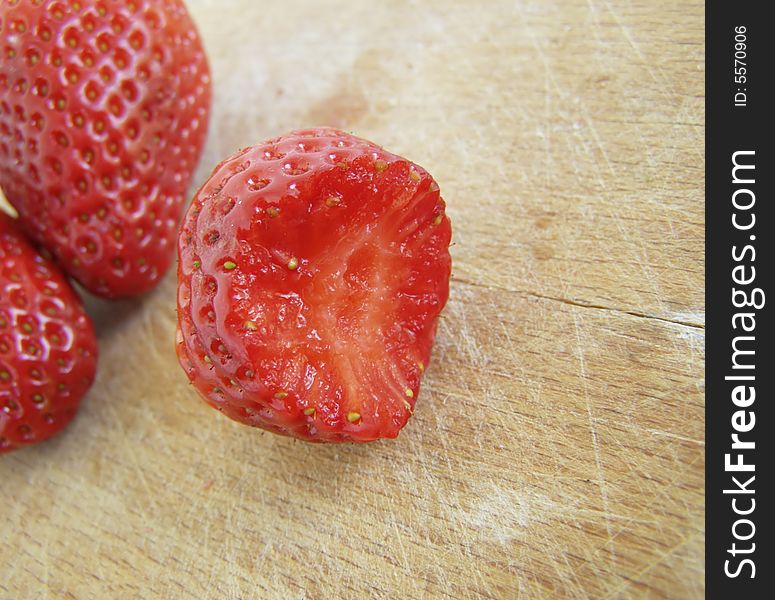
top-left (1, 1), bottom-right (705, 597)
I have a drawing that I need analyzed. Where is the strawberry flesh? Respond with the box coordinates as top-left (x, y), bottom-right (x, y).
top-left (177, 129), bottom-right (451, 442)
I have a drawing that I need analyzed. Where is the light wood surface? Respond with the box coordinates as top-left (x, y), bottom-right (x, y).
top-left (1, 1), bottom-right (705, 598)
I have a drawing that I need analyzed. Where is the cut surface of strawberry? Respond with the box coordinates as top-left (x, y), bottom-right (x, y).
top-left (177, 129), bottom-right (451, 442)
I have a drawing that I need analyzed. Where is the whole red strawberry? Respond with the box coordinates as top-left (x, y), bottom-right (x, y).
top-left (0, 212), bottom-right (97, 452)
top-left (177, 128), bottom-right (452, 443)
top-left (0, 0), bottom-right (211, 298)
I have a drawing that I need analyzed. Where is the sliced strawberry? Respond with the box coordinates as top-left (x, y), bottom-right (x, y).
top-left (177, 129), bottom-right (451, 442)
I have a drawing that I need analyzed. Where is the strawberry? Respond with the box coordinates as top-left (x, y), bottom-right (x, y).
top-left (176, 128), bottom-right (452, 443)
top-left (0, 0), bottom-right (211, 298)
top-left (0, 212), bottom-right (97, 452)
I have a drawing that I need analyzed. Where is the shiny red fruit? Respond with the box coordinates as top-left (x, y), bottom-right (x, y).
top-left (177, 128), bottom-right (452, 443)
top-left (0, 0), bottom-right (211, 298)
top-left (0, 213), bottom-right (97, 453)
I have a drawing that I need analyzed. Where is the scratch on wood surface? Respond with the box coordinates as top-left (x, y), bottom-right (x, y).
top-left (103, 401), bottom-right (157, 517)
top-left (523, 19), bottom-right (557, 189)
top-left (600, 0), bottom-right (674, 96)
top-left (572, 308), bottom-right (616, 565)
top-left (555, 548), bottom-right (592, 600)
top-left (603, 533), bottom-right (699, 599)
top-left (579, 109), bottom-right (617, 179)
top-left (579, 108), bottom-right (670, 324)
top-left (643, 428), bottom-right (704, 445)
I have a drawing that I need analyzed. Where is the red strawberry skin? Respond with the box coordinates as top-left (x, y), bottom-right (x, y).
top-left (177, 129), bottom-right (452, 443)
top-left (0, 213), bottom-right (97, 453)
top-left (0, 0), bottom-right (211, 298)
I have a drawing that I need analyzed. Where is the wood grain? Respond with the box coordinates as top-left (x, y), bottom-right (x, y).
top-left (1, 0), bottom-right (705, 598)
